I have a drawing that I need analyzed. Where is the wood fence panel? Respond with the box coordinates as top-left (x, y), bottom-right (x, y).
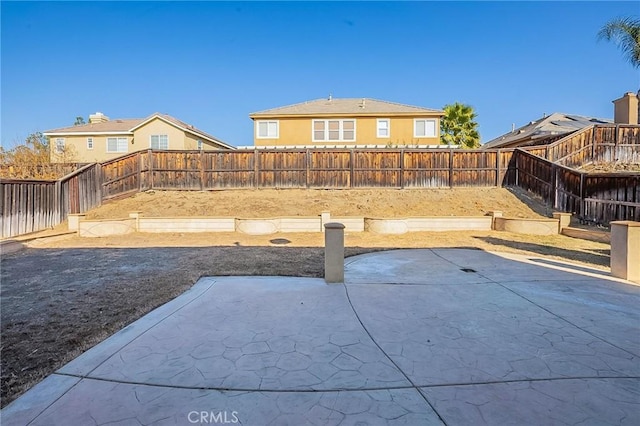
top-left (555, 167), bottom-right (583, 215)
top-left (308, 150), bottom-right (351, 188)
top-left (257, 150), bottom-right (306, 188)
top-left (547, 127), bottom-right (594, 162)
top-left (206, 151), bottom-right (255, 189)
top-left (0, 180), bottom-right (59, 238)
top-left (352, 150), bottom-right (401, 187)
top-left (513, 150), bottom-right (553, 202)
top-left (102, 152), bottom-right (142, 198)
top-left (402, 151), bottom-right (449, 187)
top-left (582, 174), bottom-right (640, 223)
top-left (452, 151), bottom-right (497, 187)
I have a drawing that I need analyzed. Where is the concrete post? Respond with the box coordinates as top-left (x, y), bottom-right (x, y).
top-left (67, 214), bottom-right (86, 232)
top-left (321, 211), bottom-right (331, 232)
top-left (553, 212), bottom-right (572, 234)
top-left (324, 222), bottom-right (345, 284)
top-left (487, 211), bottom-right (503, 230)
top-left (129, 211), bottom-right (143, 232)
top-left (610, 221), bottom-right (640, 281)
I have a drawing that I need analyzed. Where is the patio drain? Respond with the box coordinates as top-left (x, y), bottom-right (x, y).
top-left (460, 268), bottom-right (477, 273)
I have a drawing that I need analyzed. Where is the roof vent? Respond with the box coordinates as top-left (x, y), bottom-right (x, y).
top-left (360, 98), bottom-right (366, 109)
top-left (328, 93), bottom-right (332, 101)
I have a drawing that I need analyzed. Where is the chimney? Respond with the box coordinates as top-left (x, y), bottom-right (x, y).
top-left (89, 112), bottom-right (109, 124)
top-left (612, 92), bottom-right (639, 125)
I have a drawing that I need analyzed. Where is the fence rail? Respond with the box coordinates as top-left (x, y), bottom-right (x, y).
top-left (514, 149), bottom-right (639, 223)
top-left (1, 124), bottom-right (639, 237)
top-left (100, 148), bottom-right (511, 195)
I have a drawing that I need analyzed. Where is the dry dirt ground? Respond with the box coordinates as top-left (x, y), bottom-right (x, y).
top-left (86, 187), bottom-right (554, 219)
top-left (1, 187), bottom-right (610, 408)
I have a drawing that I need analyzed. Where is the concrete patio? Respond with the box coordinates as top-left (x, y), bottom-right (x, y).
top-left (2, 249), bottom-right (639, 425)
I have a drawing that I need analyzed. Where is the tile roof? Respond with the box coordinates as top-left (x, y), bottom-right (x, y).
top-left (250, 98), bottom-right (443, 117)
top-left (481, 113), bottom-right (612, 149)
top-left (43, 113), bottom-right (234, 149)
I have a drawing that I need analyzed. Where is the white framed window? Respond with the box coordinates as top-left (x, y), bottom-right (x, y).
top-left (87, 137), bottom-right (94, 150)
top-left (257, 120), bottom-right (279, 139)
top-left (54, 138), bottom-right (65, 154)
top-left (414, 119), bottom-right (437, 138)
top-left (377, 119), bottom-right (390, 138)
top-left (312, 119), bottom-right (356, 142)
top-left (150, 134), bottom-right (168, 150)
top-left (107, 137), bottom-right (128, 153)
top-left (197, 140), bottom-right (203, 150)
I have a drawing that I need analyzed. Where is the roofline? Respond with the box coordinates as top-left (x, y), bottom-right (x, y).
top-left (249, 111), bottom-right (445, 119)
top-left (130, 114), bottom-right (235, 150)
top-left (43, 131), bottom-right (134, 136)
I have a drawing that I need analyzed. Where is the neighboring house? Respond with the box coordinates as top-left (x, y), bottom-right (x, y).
top-left (44, 112), bottom-right (234, 163)
top-left (248, 97), bottom-right (444, 148)
top-left (481, 113), bottom-right (612, 150)
top-left (482, 92), bottom-right (638, 149)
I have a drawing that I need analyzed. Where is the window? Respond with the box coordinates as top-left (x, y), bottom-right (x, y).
top-left (107, 137), bottom-right (128, 153)
top-left (197, 140), bottom-right (203, 150)
top-left (55, 138), bottom-right (65, 154)
top-left (257, 121), bottom-right (279, 139)
top-left (150, 134), bottom-right (168, 150)
top-left (414, 119), bottom-right (437, 138)
top-left (87, 137), bottom-right (94, 150)
top-left (312, 119), bottom-right (356, 142)
top-left (377, 119), bottom-right (390, 138)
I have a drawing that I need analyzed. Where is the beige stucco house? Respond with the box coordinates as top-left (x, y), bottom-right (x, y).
top-left (44, 112), bottom-right (234, 163)
top-left (249, 97), bottom-right (444, 148)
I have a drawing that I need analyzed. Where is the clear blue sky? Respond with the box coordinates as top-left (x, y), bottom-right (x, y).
top-left (2, 1), bottom-right (638, 148)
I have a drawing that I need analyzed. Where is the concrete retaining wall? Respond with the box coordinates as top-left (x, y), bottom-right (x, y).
top-left (366, 217), bottom-right (492, 234)
top-left (139, 217), bottom-right (235, 233)
top-left (74, 212), bottom-right (572, 238)
top-left (78, 219), bottom-right (136, 237)
top-left (494, 217), bottom-right (559, 235)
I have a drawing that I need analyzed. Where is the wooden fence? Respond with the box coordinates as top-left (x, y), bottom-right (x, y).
top-left (1, 164), bottom-right (102, 238)
top-left (100, 149), bottom-right (515, 197)
top-left (514, 149), bottom-right (639, 223)
top-left (1, 124), bottom-right (639, 237)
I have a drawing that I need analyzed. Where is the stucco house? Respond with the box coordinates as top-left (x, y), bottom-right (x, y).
top-left (248, 97), bottom-right (444, 148)
top-left (44, 112), bottom-right (234, 163)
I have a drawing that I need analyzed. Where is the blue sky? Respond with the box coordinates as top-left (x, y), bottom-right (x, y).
top-left (1, 1), bottom-right (638, 148)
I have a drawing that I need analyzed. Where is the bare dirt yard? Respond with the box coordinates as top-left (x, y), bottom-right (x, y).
top-left (1, 187), bottom-right (609, 407)
top-left (85, 187), bottom-right (554, 219)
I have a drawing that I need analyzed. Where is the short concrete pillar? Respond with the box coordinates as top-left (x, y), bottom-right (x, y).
top-left (610, 221), bottom-right (640, 281)
top-left (129, 211), bottom-right (143, 231)
top-left (67, 214), bottom-right (86, 232)
top-left (553, 212), bottom-right (572, 234)
top-left (324, 222), bottom-right (345, 283)
top-left (321, 211), bottom-right (331, 232)
top-left (487, 211), bottom-right (503, 230)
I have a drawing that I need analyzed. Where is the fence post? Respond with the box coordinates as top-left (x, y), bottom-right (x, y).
top-left (148, 149), bottom-right (154, 189)
top-left (550, 164), bottom-right (557, 209)
top-left (495, 150), bottom-right (501, 187)
top-left (305, 149), bottom-right (310, 188)
top-left (579, 173), bottom-right (586, 221)
top-left (200, 150), bottom-right (205, 191)
top-left (254, 149), bottom-right (259, 188)
top-left (349, 150), bottom-right (355, 188)
top-left (449, 148), bottom-right (454, 188)
top-left (399, 148), bottom-right (405, 189)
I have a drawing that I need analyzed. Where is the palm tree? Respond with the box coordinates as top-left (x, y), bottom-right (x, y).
top-left (440, 102), bottom-right (480, 149)
top-left (598, 17), bottom-right (640, 68)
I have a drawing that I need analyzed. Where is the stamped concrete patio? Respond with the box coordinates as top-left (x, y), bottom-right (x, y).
top-left (2, 249), bottom-right (639, 425)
